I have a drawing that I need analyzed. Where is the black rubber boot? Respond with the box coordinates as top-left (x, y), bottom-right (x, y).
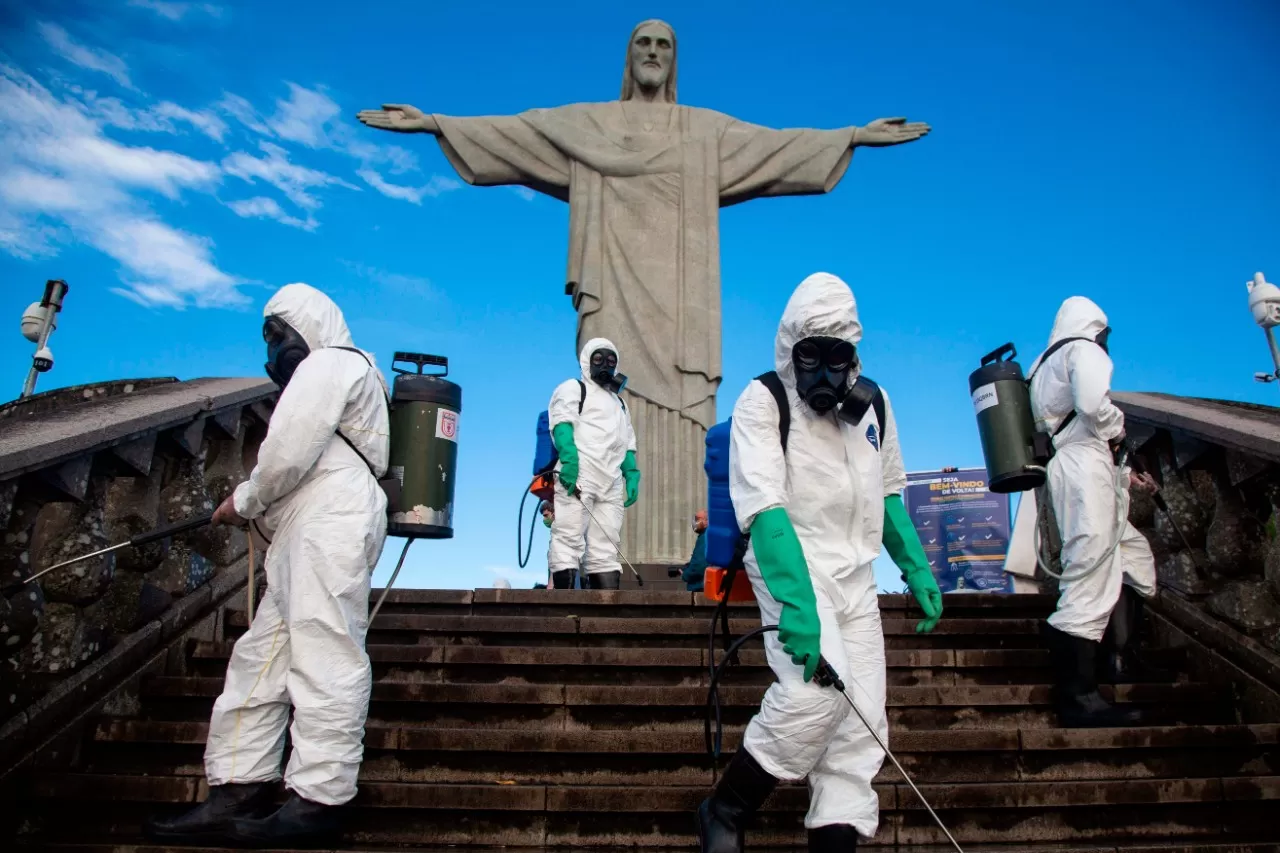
top-left (808, 823), bottom-right (859, 852)
top-left (226, 791), bottom-right (341, 847)
top-left (587, 571), bottom-right (621, 590)
top-left (143, 781), bottom-right (276, 843)
top-left (696, 748), bottom-right (778, 853)
top-left (551, 569), bottom-right (577, 589)
top-left (1044, 622), bottom-right (1143, 728)
top-left (1100, 587), bottom-right (1171, 684)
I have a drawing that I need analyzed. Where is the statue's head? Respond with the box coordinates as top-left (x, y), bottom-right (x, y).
top-left (621, 19), bottom-right (676, 103)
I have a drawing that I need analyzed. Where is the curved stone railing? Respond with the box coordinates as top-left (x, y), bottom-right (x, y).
top-left (1017, 392), bottom-right (1280, 707)
top-left (0, 377), bottom-right (276, 757)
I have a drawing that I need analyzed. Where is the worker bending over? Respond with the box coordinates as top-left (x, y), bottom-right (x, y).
top-left (1029, 296), bottom-right (1157, 728)
top-left (146, 283), bottom-right (389, 846)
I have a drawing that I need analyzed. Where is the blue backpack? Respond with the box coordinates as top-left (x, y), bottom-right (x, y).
top-left (704, 371), bottom-right (885, 571)
top-left (533, 381), bottom-right (627, 476)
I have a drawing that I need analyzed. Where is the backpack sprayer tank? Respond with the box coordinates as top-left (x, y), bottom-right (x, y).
top-left (386, 352), bottom-right (462, 539)
top-left (969, 342), bottom-right (1046, 494)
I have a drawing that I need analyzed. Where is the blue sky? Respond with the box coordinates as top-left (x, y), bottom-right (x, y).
top-left (1, 0), bottom-right (1277, 593)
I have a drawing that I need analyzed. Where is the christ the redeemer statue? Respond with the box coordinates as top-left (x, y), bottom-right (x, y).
top-left (358, 19), bottom-right (929, 566)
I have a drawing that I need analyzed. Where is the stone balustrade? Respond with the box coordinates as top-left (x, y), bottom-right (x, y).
top-left (0, 377), bottom-right (276, 725)
top-left (1029, 393), bottom-right (1280, 665)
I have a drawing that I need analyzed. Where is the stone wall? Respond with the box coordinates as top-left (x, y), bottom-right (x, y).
top-left (1031, 394), bottom-right (1280, 658)
top-left (0, 378), bottom-right (275, 725)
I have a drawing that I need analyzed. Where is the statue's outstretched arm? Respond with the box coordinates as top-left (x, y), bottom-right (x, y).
top-left (853, 117), bottom-right (930, 148)
top-left (357, 103), bottom-right (440, 135)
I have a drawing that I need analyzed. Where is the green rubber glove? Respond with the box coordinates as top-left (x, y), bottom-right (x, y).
top-left (552, 423), bottom-right (579, 495)
top-left (883, 494), bottom-right (942, 633)
top-left (751, 507), bottom-right (822, 682)
top-left (620, 450), bottom-right (641, 507)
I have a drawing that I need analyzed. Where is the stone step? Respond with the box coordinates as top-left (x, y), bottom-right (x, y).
top-left (371, 589), bottom-right (1060, 619)
top-left (137, 677), bottom-right (1233, 731)
top-left (84, 721), bottom-right (1280, 786)
top-left (184, 642), bottom-right (1058, 686)
top-left (24, 773), bottom-right (1280, 847)
top-left (16, 844), bottom-right (1280, 853)
top-left (17, 840), bottom-right (1280, 845)
top-left (226, 612), bottom-right (1047, 647)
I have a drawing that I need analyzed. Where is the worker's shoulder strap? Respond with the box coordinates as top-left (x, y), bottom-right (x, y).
top-left (1026, 336), bottom-right (1098, 438)
top-left (755, 371), bottom-right (791, 453)
top-left (574, 378), bottom-right (626, 414)
top-left (328, 346), bottom-right (384, 478)
top-left (1026, 337), bottom-right (1096, 383)
top-left (755, 372), bottom-right (887, 452)
top-left (330, 346), bottom-right (391, 405)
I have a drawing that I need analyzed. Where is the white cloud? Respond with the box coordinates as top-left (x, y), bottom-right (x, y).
top-left (268, 83), bottom-right (340, 148)
top-left (0, 63), bottom-right (246, 308)
top-left (153, 102), bottom-right (228, 141)
top-left (510, 186), bottom-right (537, 202)
top-left (37, 23), bottom-right (133, 90)
top-left (343, 260), bottom-right (434, 297)
top-left (216, 92), bottom-right (273, 137)
top-left (220, 83), bottom-right (461, 207)
top-left (484, 565), bottom-right (549, 590)
top-left (78, 93), bottom-right (226, 141)
top-left (128, 0), bottom-right (224, 21)
top-left (357, 168), bottom-right (460, 205)
top-left (99, 218), bottom-right (241, 308)
top-left (226, 196), bottom-right (315, 231)
top-left (224, 142), bottom-right (358, 211)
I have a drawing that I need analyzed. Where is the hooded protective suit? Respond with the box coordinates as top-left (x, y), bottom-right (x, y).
top-left (730, 273), bottom-right (906, 837)
top-left (546, 337), bottom-right (637, 576)
top-left (1029, 296), bottom-right (1155, 642)
top-left (204, 283), bottom-right (389, 806)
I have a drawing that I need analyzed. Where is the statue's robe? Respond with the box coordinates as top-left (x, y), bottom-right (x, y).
top-left (433, 101), bottom-right (856, 562)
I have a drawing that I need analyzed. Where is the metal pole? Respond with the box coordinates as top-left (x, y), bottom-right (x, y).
top-left (575, 492), bottom-right (644, 586)
top-left (21, 280), bottom-right (68, 398)
top-left (1266, 327), bottom-right (1280, 383)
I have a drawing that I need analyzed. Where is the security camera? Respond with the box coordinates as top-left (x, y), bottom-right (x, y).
top-left (1247, 272), bottom-right (1280, 330)
top-left (20, 302), bottom-right (52, 343)
top-left (32, 346), bottom-right (53, 372)
top-left (1256, 372), bottom-right (1276, 384)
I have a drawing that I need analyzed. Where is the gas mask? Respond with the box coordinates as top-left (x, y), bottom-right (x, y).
top-left (590, 348), bottom-right (628, 395)
top-left (263, 315), bottom-right (310, 387)
top-left (1094, 326), bottom-right (1111, 354)
top-left (792, 335), bottom-right (857, 414)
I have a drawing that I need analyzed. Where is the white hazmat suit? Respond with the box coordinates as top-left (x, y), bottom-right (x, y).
top-left (1029, 296), bottom-right (1156, 643)
top-left (730, 273), bottom-right (907, 838)
top-left (546, 337), bottom-right (636, 577)
top-left (204, 283), bottom-right (390, 806)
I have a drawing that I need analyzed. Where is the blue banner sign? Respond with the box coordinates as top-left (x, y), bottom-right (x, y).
top-left (902, 468), bottom-right (1012, 594)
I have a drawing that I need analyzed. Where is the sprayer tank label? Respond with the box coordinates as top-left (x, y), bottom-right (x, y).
top-left (436, 408), bottom-right (459, 442)
top-left (971, 383), bottom-right (998, 415)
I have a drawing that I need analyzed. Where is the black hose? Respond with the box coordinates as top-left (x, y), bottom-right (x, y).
top-left (517, 484), bottom-right (545, 569)
top-left (704, 623), bottom-right (779, 765)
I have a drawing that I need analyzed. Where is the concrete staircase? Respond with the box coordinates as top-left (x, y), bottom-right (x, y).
top-left (12, 589), bottom-right (1280, 851)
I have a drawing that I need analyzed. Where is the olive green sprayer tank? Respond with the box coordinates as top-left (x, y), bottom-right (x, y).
top-left (969, 343), bottom-right (1046, 494)
top-left (387, 352), bottom-right (461, 539)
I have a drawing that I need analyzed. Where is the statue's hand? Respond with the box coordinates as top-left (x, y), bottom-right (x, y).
top-left (356, 103), bottom-right (438, 134)
top-left (854, 117), bottom-right (930, 148)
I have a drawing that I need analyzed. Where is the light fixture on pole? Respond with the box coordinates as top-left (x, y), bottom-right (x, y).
top-left (20, 279), bottom-right (69, 398)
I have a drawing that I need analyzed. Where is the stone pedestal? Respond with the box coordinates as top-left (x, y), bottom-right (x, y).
top-left (619, 393), bottom-right (708, 566)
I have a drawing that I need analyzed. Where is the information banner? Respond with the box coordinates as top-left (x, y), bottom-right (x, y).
top-left (902, 468), bottom-right (1012, 594)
